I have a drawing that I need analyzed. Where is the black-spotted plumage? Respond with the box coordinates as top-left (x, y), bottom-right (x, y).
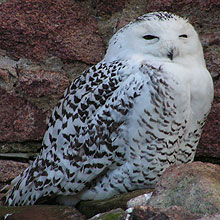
top-left (2, 11), bottom-right (213, 206)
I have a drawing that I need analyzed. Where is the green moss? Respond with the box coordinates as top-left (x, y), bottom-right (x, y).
top-left (103, 213), bottom-right (122, 220)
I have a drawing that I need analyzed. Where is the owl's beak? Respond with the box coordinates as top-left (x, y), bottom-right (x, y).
top-left (167, 46), bottom-right (179, 61)
top-left (167, 49), bottom-right (174, 60)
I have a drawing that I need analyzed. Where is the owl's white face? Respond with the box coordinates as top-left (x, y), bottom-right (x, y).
top-left (104, 12), bottom-right (204, 65)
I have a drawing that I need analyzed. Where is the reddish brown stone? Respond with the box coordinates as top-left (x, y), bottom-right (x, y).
top-left (95, 0), bottom-right (126, 16)
top-left (199, 213), bottom-right (220, 220)
top-left (148, 162), bottom-right (220, 216)
top-left (0, 0), bottom-right (105, 64)
top-left (200, 33), bottom-right (220, 48)
top-left (204, 49), bottom-right (220, 79)
top-left (0, 88), bottom-right (47, 142)
top-left (197, 80), bottom-right (220, 158)
top-left (13, 69), bottom-right (70, 98)
top-left (128, 206), bottom-right (201, 220)
top-left (0, 205), bottom-right (85, 220)
top-left (0, 160), bottom-right (28, 183)
top-left (0, 160), bottom-right (29, 202)
top-left (146, 0), bottom-right (220, 12)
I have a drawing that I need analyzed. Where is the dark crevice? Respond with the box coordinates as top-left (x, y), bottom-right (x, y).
top-left (194, 156), bottom-right (220, 166)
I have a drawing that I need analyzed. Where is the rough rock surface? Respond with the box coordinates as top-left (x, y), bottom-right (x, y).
top-left (0, 160), bottom-right (29, 185)
top-left (147, 162), bottom-right (220, 216)
top-left (0, 205), bottom-right (85, 220)
top-left (0, 160), bottom-right (29, 205)
top-left (0, 0), bottom-right (105, 64)
top-left (199, 213), bottom-right (220, 220)
top-left (123, 206), bottom-right (201, 220)
top-left (76, 189), bottom-right (153, 219)
top-left (0, 88), bottom-right (47, 142)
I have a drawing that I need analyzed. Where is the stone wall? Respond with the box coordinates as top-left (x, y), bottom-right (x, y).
top-left (0, 0), bottom-right (219, 164)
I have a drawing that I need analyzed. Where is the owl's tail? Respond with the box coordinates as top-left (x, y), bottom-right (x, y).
top-left (1, 164), bottom-right (59, 206)
top-left (1, 174), bottom-right (21, 203)
top-left (1, 167), bottom-right (36, 206)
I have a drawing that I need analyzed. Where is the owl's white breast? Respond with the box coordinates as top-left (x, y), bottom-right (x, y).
top-left (127, 53), bottom-right (214, 140)
top-left (135, 53), bottom-right (213, 121)
top-left (164, 61), bottom-right (213, 121)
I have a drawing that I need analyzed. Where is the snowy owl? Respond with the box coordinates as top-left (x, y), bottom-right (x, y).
top-left (2, 11), bottom-right (213, 206)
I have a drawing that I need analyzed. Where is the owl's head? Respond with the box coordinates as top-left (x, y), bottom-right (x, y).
top-left (104, 12), bottom-right (204, 65)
